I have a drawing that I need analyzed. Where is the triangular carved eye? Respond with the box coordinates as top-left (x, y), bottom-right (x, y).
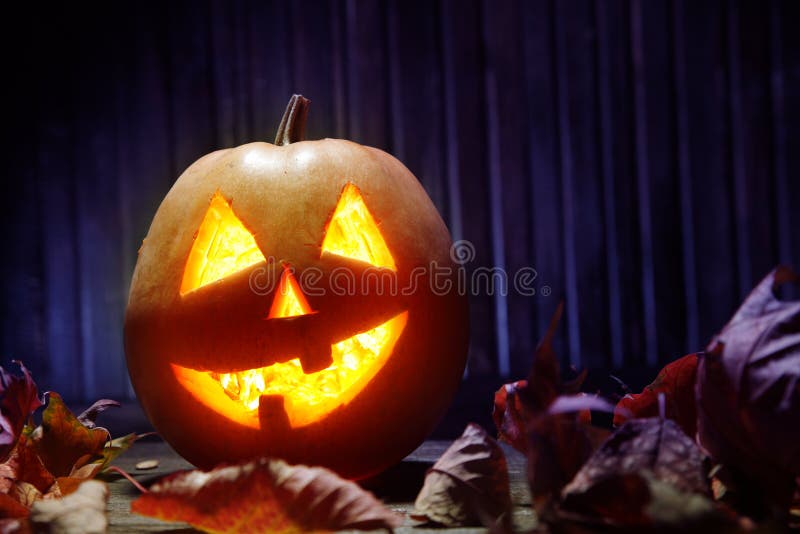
top-left (321, 183), bottom-right (396, 271)
top-left (181, 192), bottom-right (266, 295)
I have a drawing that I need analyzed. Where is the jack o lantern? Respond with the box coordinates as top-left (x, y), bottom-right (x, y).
top-left (125, 95), bottom-right (468, 478)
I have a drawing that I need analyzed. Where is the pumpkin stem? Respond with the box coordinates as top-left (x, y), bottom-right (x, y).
top-left (274, 94), bottom-right (310, 145)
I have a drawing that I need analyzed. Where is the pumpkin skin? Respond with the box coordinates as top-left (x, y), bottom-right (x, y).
top-left (124, 96), bottom-right (469, 479)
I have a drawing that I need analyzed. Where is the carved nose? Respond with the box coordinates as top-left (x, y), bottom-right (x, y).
top-left (268, 266), bottom-right (333, 372)
top-left (267, 265), bottom-right (314, 319)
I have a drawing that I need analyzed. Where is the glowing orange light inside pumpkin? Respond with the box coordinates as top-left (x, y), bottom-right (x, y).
top-left (172, 184), bottom-right (407, 428)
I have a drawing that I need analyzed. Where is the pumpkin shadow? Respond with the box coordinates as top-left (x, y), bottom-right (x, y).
top-left (358, 459), bottom-right (433, 502)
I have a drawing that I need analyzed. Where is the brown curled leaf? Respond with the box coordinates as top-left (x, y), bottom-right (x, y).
top-left (520, 304), bottom-right (614, 512)
top-left (131, 457), bottom-right (402, 533)
top-left (563, 417), bottom-right (708, 500)
top-left (557, 472), bottom-right (732, 530)
top-left (558, 416), bottom-right (719, 529)
top-left (413, 423), bottom-right (512, 528)
top-left (697, 266), bottom-right (800, 512)
top-left (76, 400), bottom-right (120, 430)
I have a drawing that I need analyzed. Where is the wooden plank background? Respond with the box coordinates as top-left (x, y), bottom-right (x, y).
top-left (1, 0), bottom-right (799, 401)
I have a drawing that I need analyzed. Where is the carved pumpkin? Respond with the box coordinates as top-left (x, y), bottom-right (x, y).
top-left (125, 95), bottom-right (469, 478)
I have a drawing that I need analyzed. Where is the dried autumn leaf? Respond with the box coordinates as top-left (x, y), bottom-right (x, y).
top-left (563, 417), bottom-right (708, 499)
top-left (558, 472), bottom-right (728, 530)
top-left (29, 480), bottom-right (108, 534)
top-left (50, 478), bottom-right (82, 499)
top-left (0, 416), bottom-right (120, 515)
top-left (12, 482), bottom-right (42, 509)
top-left (413, 423), bottom-right (512, 528)
top-left (76, 400), bottom-right (120, 430)
top-left (492, 307), bottom-right (567, 455)
top-left (0, 428), bottom-right (131, 516)
top-left (0, 365), bottom-right (137, 525)
top-left (0, 492), bottom-right (29, 519)
top-left (0, 362), bottom-right (43, 461)
top-left (31, 393), bottom-right (108, 478)
top-left (131, 457), bottom-right (402, 533)
top-left (696, 266), bottom-right (800, 511)
top-left (0, 434), bottom-right (54, 495)
top-left (519, 304), bottom-right (564, 412)
top-left (99, 433), bottom-right (141, 471)
top-left (527, 412), bottom-right (597, 515)
top-left (614, 353), bottom-right (698, 437)
top-left (560, 416), bottom-right (722, 528)
top-left (506, 304), bottom-right (614, 512)
top-left (51, 432), bottom-right (146, 498)
top-left (492, 380), bottom-right (528, 453)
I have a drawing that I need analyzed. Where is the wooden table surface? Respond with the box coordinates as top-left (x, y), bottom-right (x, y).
top-left (106, 438), bottom-right (536, 532)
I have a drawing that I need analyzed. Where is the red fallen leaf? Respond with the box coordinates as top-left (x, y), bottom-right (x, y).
top-left (0, 365), bottom-right (137, 526)
top-left (51, 478), bottom-right (83, 498)
top-left (0, 362), bottom-right (43, 461)
top-left (34, 433), bottom-right (144, 501)
top-left (492, 306), bottom-right (599, 456)
top-left (0, 420), bottom-right (117, 516)
top-left (413, 423), bottom-right (512, 528)
top-left (0, 492), bottom-right (30, 519)
top-left (1, 400), bottom-right (139, 520)
top-left (31, 393), bottom-right (108, 478)
top-left (697, 266), bottom-right (800, 513)
top-left (494, 378), bottom-right (597, 455)
top-left (526, 306), bottom-right (614, 511)
top-left (493, 304), bottom-right (614, 513)
top-left (613, 353), bottom-right (698, 437)
top-left (131, 458), bottom-right (402, 532)
top-left (492, 380), bottom-right (529, 453)
top-left (0, 435), bottom-right (54, 496)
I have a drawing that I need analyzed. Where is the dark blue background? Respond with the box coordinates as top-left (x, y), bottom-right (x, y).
top-left (2, 0), bottom-right (799, 406)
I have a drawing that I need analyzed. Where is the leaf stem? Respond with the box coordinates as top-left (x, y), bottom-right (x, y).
top-left (104, 465), bottom-right (149, 494)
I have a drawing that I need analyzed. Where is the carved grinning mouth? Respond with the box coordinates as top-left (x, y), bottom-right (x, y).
top-left (172, 182), bottom-right (406, 428)
top-left (172, 310), bottom-right (407, 429)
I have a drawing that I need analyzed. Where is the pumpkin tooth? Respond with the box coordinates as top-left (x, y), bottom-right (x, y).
top-left (298, 343), bottom-right (333, 374)
top-left (257, 394), bottom-right (290, 429)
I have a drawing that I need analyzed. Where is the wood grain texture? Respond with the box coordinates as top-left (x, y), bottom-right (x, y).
top-left (1, 0), bottom-right (799, 400)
